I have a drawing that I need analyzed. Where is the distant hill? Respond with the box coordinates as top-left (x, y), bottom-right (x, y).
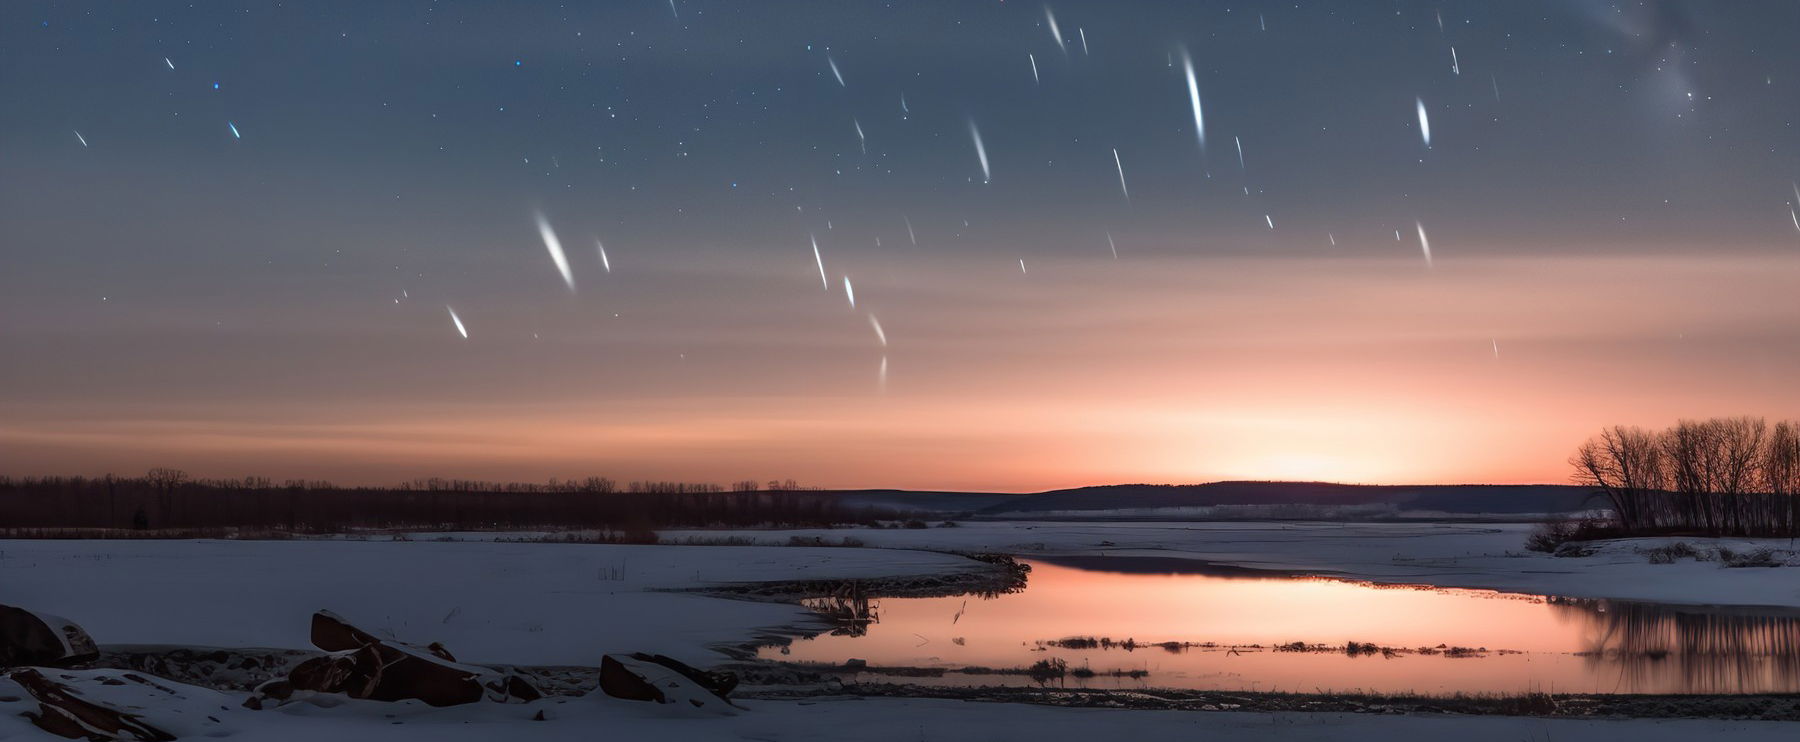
top-left (972, 481), bottom-right (1597, 518)
top-left (811, 482), bottom-right (1599, 521)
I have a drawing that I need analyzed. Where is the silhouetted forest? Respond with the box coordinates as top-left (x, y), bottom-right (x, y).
top-left (1572, 416), bottom-right (1800, 537)
top-left (0, 471), bottom-right (898, 536)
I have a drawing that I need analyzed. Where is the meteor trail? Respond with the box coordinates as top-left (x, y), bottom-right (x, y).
top-left (1416, 98), bottom-right (1431, 147)
top-left (1112, 148), bottom-right (1129, 201)
top-left (843, 276), bottom-right (856, 308)
top-left (811, 236), bottom-right (828, 289)
top-left (535, 212), bottom-right (574, 290)
top-left (1181, 49), bottom-right (1205, 150)
top-left (1044, 7), bottom-right (1066, 53)
top-left (1106, 232), bottom-right (1118, 259)
top-left (447, 306), bottom-right (468, 338)
top-left (969, 121), bottom-right (990, 183)
top-left (164, 57), bottom-right (174, 69)
top-left (1416, 221), bottom-right (1434, 268)
top-left (869, 314), bottom-right (887, 346)
top-left (1029, 53), bottom-right (1040, 85)
top-left (228, 121), bottom-right (241, 139)
top-left (853, 118), bottom-right (866, 153)
top-left (73, 130), bottom-right (88, 147)
top-left (827, 55), bottom-right (844, 86)
top-left (597, 240), bottom-right (611, 273)
top-left (904, 217), bottom-right (916, 245)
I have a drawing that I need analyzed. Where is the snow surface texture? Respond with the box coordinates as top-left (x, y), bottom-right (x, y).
top-left (0, 668), bottom-right (1792, 742)
top-left (0, 541), bottom-right (979, 666)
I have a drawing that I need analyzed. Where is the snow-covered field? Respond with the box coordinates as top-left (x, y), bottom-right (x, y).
top-left (3, 522), bottom-right (1797, 740)
top-left (0, 540), bottom-right (981, 665)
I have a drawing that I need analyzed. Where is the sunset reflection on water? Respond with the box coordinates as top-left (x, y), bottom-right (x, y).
top-left (762, 558), bottom-right (1800, 695)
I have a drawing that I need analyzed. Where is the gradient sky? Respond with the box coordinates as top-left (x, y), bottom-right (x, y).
top-left (3, 1), bottom-right (1798, 491)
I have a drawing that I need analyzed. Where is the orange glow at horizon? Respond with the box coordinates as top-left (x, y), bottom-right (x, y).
top-left (2, 253), bottom-right (1796, 491)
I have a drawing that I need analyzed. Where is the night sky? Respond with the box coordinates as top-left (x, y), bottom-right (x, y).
top-left (3, 1), bottom-right (1798, 490)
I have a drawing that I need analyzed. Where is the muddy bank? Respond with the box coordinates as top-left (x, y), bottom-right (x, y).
top-left (740, 681), bottom-right (1800, 721)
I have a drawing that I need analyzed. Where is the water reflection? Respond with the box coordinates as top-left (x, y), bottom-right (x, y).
top-left (1553, 597), bottom-right (1800, 694)
top-left (765, 558), bottom-right (1800, 695)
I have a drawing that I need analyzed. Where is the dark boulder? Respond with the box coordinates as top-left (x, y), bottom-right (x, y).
top-left (0, 605), bottom-right (98, 668)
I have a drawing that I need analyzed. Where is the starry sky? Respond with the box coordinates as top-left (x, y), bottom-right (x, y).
top-left (3, 1), bottom-right (1798, 490)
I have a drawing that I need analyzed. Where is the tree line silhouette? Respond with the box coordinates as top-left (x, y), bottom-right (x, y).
top-left (0, 471), bottom-right (888, 536)
top-left (1572, 416), bottom-right (1800, 537)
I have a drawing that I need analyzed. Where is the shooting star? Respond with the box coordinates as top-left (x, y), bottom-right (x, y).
top-left (900, 93), bottom-right (909, 115)
top-left (597, 239), bottom-right (611, 273)
top-left (73, 130), bottom-right (88, 147)
top-left (811, 236), bottom-right (828, 289)
top-left (827, 55), bottom-right (845, 87)
top-left (164, 57), bottom-right (175, 69)
top-left (1264, 214), bottom-right (1274, 230)
top-left (1106, 232), bottom-right (1118, 259)
top-left (1492, 338), bottom-right (1501, 359)
top-left (1019, 258), bottom-right (1027, 274)
top-left (1079, 27), bottom-right (1089, 55)
top-left (853, 118), bottom-right (866, 154)
top-left (228, 121), bottom-right (241, 139)
top-left (1328, 232), bottom-right (1337, 246)
top-left (869, 314), bottom-right (887, 346)
top-left (1181, 49), bottom-right (1205, 150)
top-left (1416, 98), bottom-right (1431, 147)
top-left (1450, 47), bottom-right (1461, 76)
top-left (535, 212), bottom-right (574, 290)
top-left (904, 217), bottom-right (916, 245)
top-left (843, 276), bottom-right (856, 308)
top-left (1029, 53), bottom-right (1040, 85)
top-left (1045, 7), bottom-right (1066, 53)
top-left (1111, 148), bottom-right (1130, 201)
top-left (668, 0), bottom-right (678, 20)
top-left (1416, 221), bottom-right (1434, 268)
top-left (1234, 135), bottom-right (1245, 170)
top-left (447, 306), bottom-right (468, 338)
top-left (969, 120), bottom-right (990, 183)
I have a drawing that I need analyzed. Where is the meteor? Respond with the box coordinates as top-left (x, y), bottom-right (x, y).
top-left (73, 130), bottom-right (88, 147)
top-left (869, 314), bottom-right (887, 346)
top-left (228, 121), bottom-right (241, 139)
top-left (827, 55), bottom-right (844, 87)
top-left (1044, 7), bottom-right (1066, 53)
top-left (447, 306), bottom-right (468, 338)
top-left (1181, 50), bottom-right (1205, 150)
top-left (535, 212), bottom-right (574, 291)
top-left (1416, 221), bottom-right (1434, 268)
top-left (843, 276), bottom-right (856, 308)
top-left (1416, 98), bottom-right (1431, 147)
top-left (969, 120), bottom-right (990, 183)
top-left (1112, 148), bottom-right (1129, 201)
top-left (811, 235), bottom-right (828, 289)
top-left (597, 239), bottom-right (611, 273)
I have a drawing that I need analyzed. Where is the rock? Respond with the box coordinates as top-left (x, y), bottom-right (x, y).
top-left (260, 610), bottom-right (541, 708)
top-left (4, 668), bottom-right (174, 741)
top-left (0, 605), bottom-right (99, 668)
top-left (598, 653), bottom-right (741, 714)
